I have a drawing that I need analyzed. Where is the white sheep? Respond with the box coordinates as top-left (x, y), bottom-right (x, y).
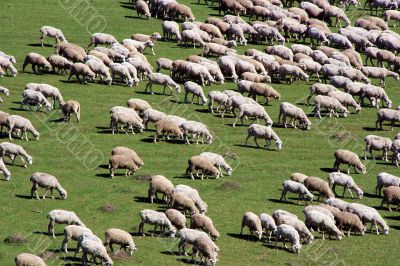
top-left (0, 141), bottom-right (32, 167)
top-left (304, 210), bottom-right (343, 240)
top-left (85, 59), bottom-right (112, 85)
top-left (208, 91), bottom-right (229, 117)
top-left (0, 86), bottom-right (9, 102)
top-left (346, 203), bottom-right (389, 235)
top-left (327, 172), bottom-right (363, 199)
top-left (314, 95), bottom-right (349, 119)
top-left (6, 115), bottom-right (39, 141)
top-left (280, 180), bottom-right (314, 204)
top-left (180, 121), bottom-right (213, 145)
top-left (47, 209), bottom-right (85, 238)
top-left (81, 238), bottom-right (113, 265)
top-left (333, 149), bottom-right (366, 174)
top-left (376, 108), bottom-right (400, 130)
top-left (138, 209), bottom-right (176, 237)
top-left (233, 104), bottom-right (273, 128)
top-left (40, 26), bottom-right (67, 47)
top-left (142, 109), bottom-right (166, 129)
top-left (21, 90), bottom-right (52, 112)
top-left (109, 63), bottom-right (134, 87)
top-left (25, 83), bottom-right (64, 108)
top-left (0, 57), bottom-right (18, 77)
top-left (184, 81), bottom-right (207, 105)
top-left (278, 102), bottom-right (312, 130)
top-left (176, 228), bottom-right (218, 256)
top-left (173, 184), bottom-right (208, 213)
top-left (259, 213), bottom-right (277, 241)
top-left (200, 152), bottom-right (232, 176)
top-left (0, 158), bottom-right (11, 181)
top-left (364, 135), bottom-right (392, 161)
top-left (108, 154), bottom-right (140, 177)
top-left (186, 155), bottom-right (221, 180)
top-left (376, 172), bottom-right (400, 195)
top-left (145, 73), bottom-right (181, 95)
top-left (15, 253), bottom-right (46, 266)
top-left (88, 33), bottom-right (118, 48)
top-left (325, 198), bottom-right (349, 211)
top-left (275, 224), bottom-right (302, 253)
top-left (245, 124), bottom-right (281, 150)
top-left (240, 212), bottom-right (263, 240)
top-left (30, 172), bottom-right (67, 200)
top-left (104, 228), bottom-right (137, 255)
top-left (61, 225), bottom-right (92, 253)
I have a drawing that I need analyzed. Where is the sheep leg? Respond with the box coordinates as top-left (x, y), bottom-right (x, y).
top-left (347, 188), bottom-right (354, 199)
top-left (254, 137), bottom-right (260, 148)
top-left (49, 220), bottom-right (56, 238)
top-left (322, 230), bottom-right (325, 240)
top-left (31, 183), bottom-right (39, 199)
top-left (42, 188), bottom-right (49, 199)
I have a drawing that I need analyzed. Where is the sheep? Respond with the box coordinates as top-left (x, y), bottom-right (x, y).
top-left (47, 209), bottom-right (85, 238)
top-left (135, 0), bottom-right (151, 18)
top-left (0, 57), bottom-right (17, 77)
top-left (0, 111), bottom-right (8, 133)
top-left (181, 30), bottom-right (205, 48)
top-left (291, 44), bottom-right (313, 55)
top-left (208, 91), bottom-right (229, 117)
top-left (330, 76), bottom-right (353, 91)
top-left (61, 225), bottom-right (93, 253)
top-left (346, 203), bottom-right (389, 235)
top-left (88, 33), bottom-right (117, 48)
top-left (173, 184), bottom-right (208, 213)
top-left (184, 81), bottom-right (207, 105)
top-left (291, 173), bottom-right (308, 183)
top-left (307, 83), bottom-right (338, 106)
top-left (314, 95), bottom-right (349, 119)
top-left (148, 176), bottom-right (173, 203)
top-left (384, 10), bottom-right (400, 27)
top-left (0, 158), bottom-right (11, 181)
top-left (328, 172), bottom-right (363, 199)
top-left (233, 104), bottom-right (272, 128)
top-left (304, 205), bottom-right (335, 221)
top-left (40, 26), bottom-right (67, 47)
top-left (265, 45), bottom-right (293, 61)
top-left (278, 102), bottom-right (311, 130)
top-left (327, 90), bottom-right (361, 113)
top-left (279, 64), bottom-right (309, 84)
top-left (327, 33), bottom-right (353, 49)
top-left (165, 209), bottom-right (187, 230)
top-left (360, 84), bottom-right (392, 108)
top-left (342, 49), bottom-right (363, 69)
top-left (240, 212), bottom-right (263, 240)
top-left (240, 72), bottom-right (271, 83)
top-left (325, 198), bottom-right (349, 211)
top-left (60, 100), bottom-right (80, 123)
top-left (376, 49), bottom-right (396, 68)
top-left (376, 108), bottom-right (400, 130)
top-left (21, 90), bottom-right (52, 112)
top-left (108, 63), bottom-right (134, 87)
top-left (138, 209), bottom-right (176, 237)
top-left (0, 51), bottom-right (16, 64)
top-left (180, 121), bottom-right (213, 145)
top-left (110, 147), bottom-right (142, 170)
top-left (304, 176), bottom-right (335, 201)
top-left (156, 58), bottom-right (173, 73)
top-left (67, 63), bottom-right (95, 83)
top-left (81, 238), bottom-right (113, 266)
top-left (110, 110), bottom-right (144, 135)
top-left (280, 180), bottom-right (314, 204)
top-left (191, 213), bottom-right (220, 240)
top-left (141, 109), bottom-right (166, 129)
top-left (6, 115), bottom-right (39, 141)
top-left (109, 154), bottom-right (140, 178)
top-left (22, 52), bottom-right (52, 73)
top-left (15, 253), bottom-right (46, 266)
top-left (202, 42), bottom-right (235, 58)
top-left (88, 50), bottom-right (112, 66)
top-left (363, 135), bottom-right (392, 161)
top-left (103, 228), bottom-right (137, 256)
top-left (333, 149), bottom-right (366, 174)
top-left (275, 224), bottom-right (302, 253)
top-left (176, 229), bottom-right (218, 256)
top-left (47, 54), bottom-right (72, 74)
top-left (362, 66), bottom-right (399, 88)
top-left (85, 59), bottom-right (112, 85)
top-left (168, 191), bottom-right (199, 215)
top-left (191, 235), bottom-right (219, 266)
top-left (186, 155), bottom-right (221, 180)
top-left (200, 152), bottom-right (232, 176)
top-left (0, 142), bottom-right (31, 168)
top-left (334, 211), bottom-right (366, 237)
top-left (376, 172), bottom-right (400, 195)
top-left (0, 87), bottom-right (9, 103)
top-left (145, 72), bottom-right (180, 95)
top-left (244, 124), bottom-right (282, 152)
top-left (340, 68), bottom-right (370, 84)
top-left (274, 211), bottom-right (314, 244)
top-left (259, 213), bottom-right (277, 241)
top-left (381, 186), bottom-right (400, 211)
top-left (162, 21), bottom-right (182, 42)
top-left (304, 210), bottom-right (343, 240)
top-left (248, 83), bottom-right (281, 105)
top-left (154, 118), bottom-right (184, 143)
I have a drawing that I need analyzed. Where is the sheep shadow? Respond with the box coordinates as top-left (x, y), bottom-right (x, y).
top-left (98, 164), bottom-right (109, 169)
top-left (319, 167), bottom-right (333, 173)
top-left (362, 126), bottom-right (379, 131)
top-left (160, 251), bottom-right (181, 256)
top-left (173, 174), bottom-right (191, 179)
top-left (95, 173), bottom-right (112, 178)
top-left (263, 243), bottom-right (293, 253)
top-left (60, 256), bottom-right (82, 263)
top-left (194, 108), bottom-right (210, 113)
top-left (49, 117), bottom-right (65, 123)
top-left (384, 215), bottom-right (400, 221)
top-left (133, 196), bottom-right (149, 203)
top-left (15, 194), bottom-right (33, 199)
top-left (227, 233), bottom-right (258, 242)
top-left (362, 192), bottom-right (381, 199)
top-left (176, 258), bottom-right (204, 265)
top-left (28, 43), bottom-right (52, 47)
top-left (33, 231), bottom-right (63, 237)
top-left (120, 2), bottom-right (134, 10)
top-left (389, 225), bottom-right (400, 231)
top-left (234, 144), bottom-right (277, 151)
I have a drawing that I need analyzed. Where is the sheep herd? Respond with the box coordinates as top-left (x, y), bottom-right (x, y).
top-left (3, 0), bottom-right (400, 265)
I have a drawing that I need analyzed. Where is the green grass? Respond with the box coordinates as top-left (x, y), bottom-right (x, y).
top-left (0, 0), bottom-right (399, 265)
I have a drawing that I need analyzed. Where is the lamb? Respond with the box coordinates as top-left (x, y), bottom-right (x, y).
top-left (314, 95), bottom-right (349, 119)
top-left (191, 213), bottom-right (220, 240)
top-left (279, 64), bottom-right (309, 84)
top-left (376, 172), bottom-right (400, 195)
top-left (0, 158), bottom-right (11, 181)
top-left (168, 191), bottom-right (199, 215)
top-left (138, 209), bottom-right (176, 237)
top-left (208, 91), bottom-right (229, 117)
top-left (307, 83), bottom-right (338, 106)
top-left (376, 108), bottom-right (400, 130)
top-left (156, 58), bottom-right (173, 73)
top-left (334, 211), bottom-right (365, 237)
top-left (200, 152), bottom-right (232, 176)
top-left (304, 176), bottom-right (335, 201)
top-left (61, 100), bottom-right (80, 123)
top-left (145, 73), bottom-right (180, 95)
top-left (0, 142), bottom-right (32, 167)
top-left (184, 81), bottom-right (207, 105)
top-left (325, 198), bottom-right (349, 211)
top-left (135, 0), bottom-right (151, 18)
top-left (328, 172), bottom-right (363, 199)
top-left (40, 26), bottom-right (67, 46)
top-left (259, 213), bottom-right (277, 241)
top-left (280, 180), bottom-right (314, 204)
top-left (80, 238), bottom-right (113, 266)
top-left (381, 186), bottom-right (400, 211)
top-left (110, 110), bottom-right (144, 135)
top-left (154, 118), bottom-right (184, 143)
top-left (47, 209), bottom-right (85, 238)
top-left (47, 54), bottom-right (72, 74)
top-left (88, 33), bottom-right (118, 48)
top-left (6, 115), bottom-right (39, 141)
top-left (85, 59), bottom-right (112, 85)
top-left (181, 30), bottom-right (205, 48)
top-left (21, 90), bottom-right (52, 112)
top-left (67, 63), bottom-right (95, 83)
top-left (109, 63), bottom-right (134, 87)
top-left (22, 52), bottom-right (52, 73)
top-left (165, 209), bottom-right (187, 230)
top-left (142, 109), bottom-right (166, 129)
top-left (15, 253), bottom-right (46, 266)
top-left (191, 235), bottom-right (219, 266)
top-left (108, 154), bottom-right (140, 177)
top-left (275, 224), bottom-right (302, 253)
top-left (240, 212), bottom-right (263, 240)
top-left (103, 228), bottom-right (137, 256)
top-left (176, 229), bottom-right (218, 256)
top-left (346, 203), bottom-right (389, 235)
top-left (148, 176), bottom-right (174, 203)
top-left (0, 57), bottom-right (18, 77)
top-left (248, 83), bottom-right (281, 105)
top-left (162, 21), bottom-right (182, 42)
top-left (180, 121), bottom-right (213, 145)
top-left (186, 155), bottom-right (221, 180)
top-left (278, 102), bottom-right (312, 130)
top-left (0, 51), bottom-right (16, 64)
top-left (327, 91), bottom-right (361, 113)
top-left (364, 135), bottom-right (392, 161)
top-left (360, 84), bottom-right (392, 108)
top-left (202, 42), bottom-right (235, 58)
top-left (245, 124), bottom-right (282, 151)
top-left (61, 225), bottom-right (93, 253)
top-left (304, 210), bottom-right (343, 240)
top-left (327, 33), bottom-right (353, 49)
top-left (233, 104), bottom-right (273, 128)
top-left (173, 184), bottom-right (208, 213)
top-left (291, 173), bottom-right (308, 183)
top-left (333, 149), bottom-right (366, 174)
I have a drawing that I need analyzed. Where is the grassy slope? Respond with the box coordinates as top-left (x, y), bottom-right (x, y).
top-left (0, 0), bottom-right (400, 265)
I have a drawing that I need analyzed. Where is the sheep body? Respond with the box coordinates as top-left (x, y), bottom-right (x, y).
top-left (30, 172), bottom-right (67, 200)
top-left (15, 253), bottom-right (46, 266)
top-left (104, 228), bottom-right (137, 255)
top-left (47, 209), bottom-right (85, 238)
top-left (333, 149), bottom-right (366, 174)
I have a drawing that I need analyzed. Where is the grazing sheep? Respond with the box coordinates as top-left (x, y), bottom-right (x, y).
top-left (109, 63), bottom-right (134, 87)
top-left (280, 180), bottom-right (314, 204)
top-left (136, 0), bottom-right (151, 19)
top-left (376, 108), bottom-right (400, 130)
top-left (240, 212), bottom-right (263, 240)
top-left (304, 205), bottom-right (335, 221)
top-left (291, 173), bottom-right (308, 183)
top-left (61, 100), bottom-right (80, 123)
top-left (304, 210), bottom-right (343, 240)
top-left (22, 52), bottom-right (52, 73)
top-left (0, 57), bottom-right (18, 77)
top-left (199, 152), bottom-right (232, 176)
top-left (191, 213), bottom-right (220, 240)
top-left (328, 172), bottom-right (363, 199)
top-left (6, 115), bottom-right (39, 141)
top-left (61, 225), bottom-right (92, 253)
top-left (173, 184), bottom-right (208, 213)
top-left (142, 109), bottom-right (166, 129)
top-left (154, 118), bottom-right (184, 143)
top-left (156, 58), bottom-right (173, 73)
top-left (275, 224), bottom-right (302, 253)
top-left (85, 59), bottom-right (112, 85)
top-left (169, 191), bottom-right (199, 215)
top-left (0, 141), bottom-right (32, 168)
top-left (15, 253), bottom-right (46, 266)
top-left (162, 21), bottom-right (182, 42)
top-left (191, 235), bottom-right (219, 266)
top-left (304, 176), bottom-right (335, 201)
top-left (248, 83), bottom-right (281, 105)
top-left (381, 186), bottom-right (400, 211)
top-left (259, 213), bottom-right (277, 241)
top-left (47, 209), bottom-right (85, 238)
top-left (278, 102), bottom-right (311, 130)
top-left (0, 158), bottom-right (11, 181)
top-left (362, 66), bottom-right (399, 87)
top-left (279, 64), bottom-right (309, 84)
top-left (307, 83), bottom-right (338, 106)
top-left (108, 154), bottom-right (139, 178)
top-left (47, 54), bottom-right (72, 74)
top-left (325, 198), bottom-right (349, 211)
top-left (184, 81), bottom-right (207, 105)
top-left (176, 229), bottom-right (218, 256)
top-left (202, 42), bottom-right (236, 57)
top-left (81, 238), bottom-right (113, 266)
top-left (384, 10), bottom-right (400, 27)
top-left (111, 147), bottom-right (143, 169)
top-left (346, 203), bottom-right (389, 235)
top-left (364, 135), bottom-right (392, 161)
top-left (240, 72), bottom-right (271, 83)
top-left (165, 209), bottom-right (187, 230)
top-left (68, 63), bottom-right (95, 83)
top-left (180, 121), bottom-right (213, 145)
top-left (148, 176), bottom-right (173, 203)
top-left (104, 228), bottom-right (137, 256)
top-left (335, 211), bottom-right (365, 237)
top-left (233, 103), bottom-right (273, 128)
top-left (333, 149), bottom-right (366, 174)
top-left (245, 124), bottom-right (282, 150)
top-left (314, 95), bottom-right (349, 119)
top-left (21, 90), bottom-right (52, 112)
top-left (208, 91), bottom-right (229, 117)
top-left (0, 51), bottom-right (16, 64)
top-left (25, 83), bottom-right (64, 108)
top-left (376, 172), bottom-right (400, 195)
top-left (88, 33), bottom-right (118, 48)
top-left (327, 90), bottom-right (361, 113)
top-left (145, 73), bottom-right (180, 95)
top-left (138, 209), bottom-right (176, 237)
top-left (186, 155), bottom-right (221, 180)
top-left (40, 26), bottom-right (67, 47)
top-left (110, 110), bottom-right (144, 135)
top-left (181, 30), bottom-right (205, 49)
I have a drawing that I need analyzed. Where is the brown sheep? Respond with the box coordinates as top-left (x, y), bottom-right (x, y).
top-left (381, 186), bottom-right (400, 211)
top-left (304, 176), bottom-right (335, 201)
